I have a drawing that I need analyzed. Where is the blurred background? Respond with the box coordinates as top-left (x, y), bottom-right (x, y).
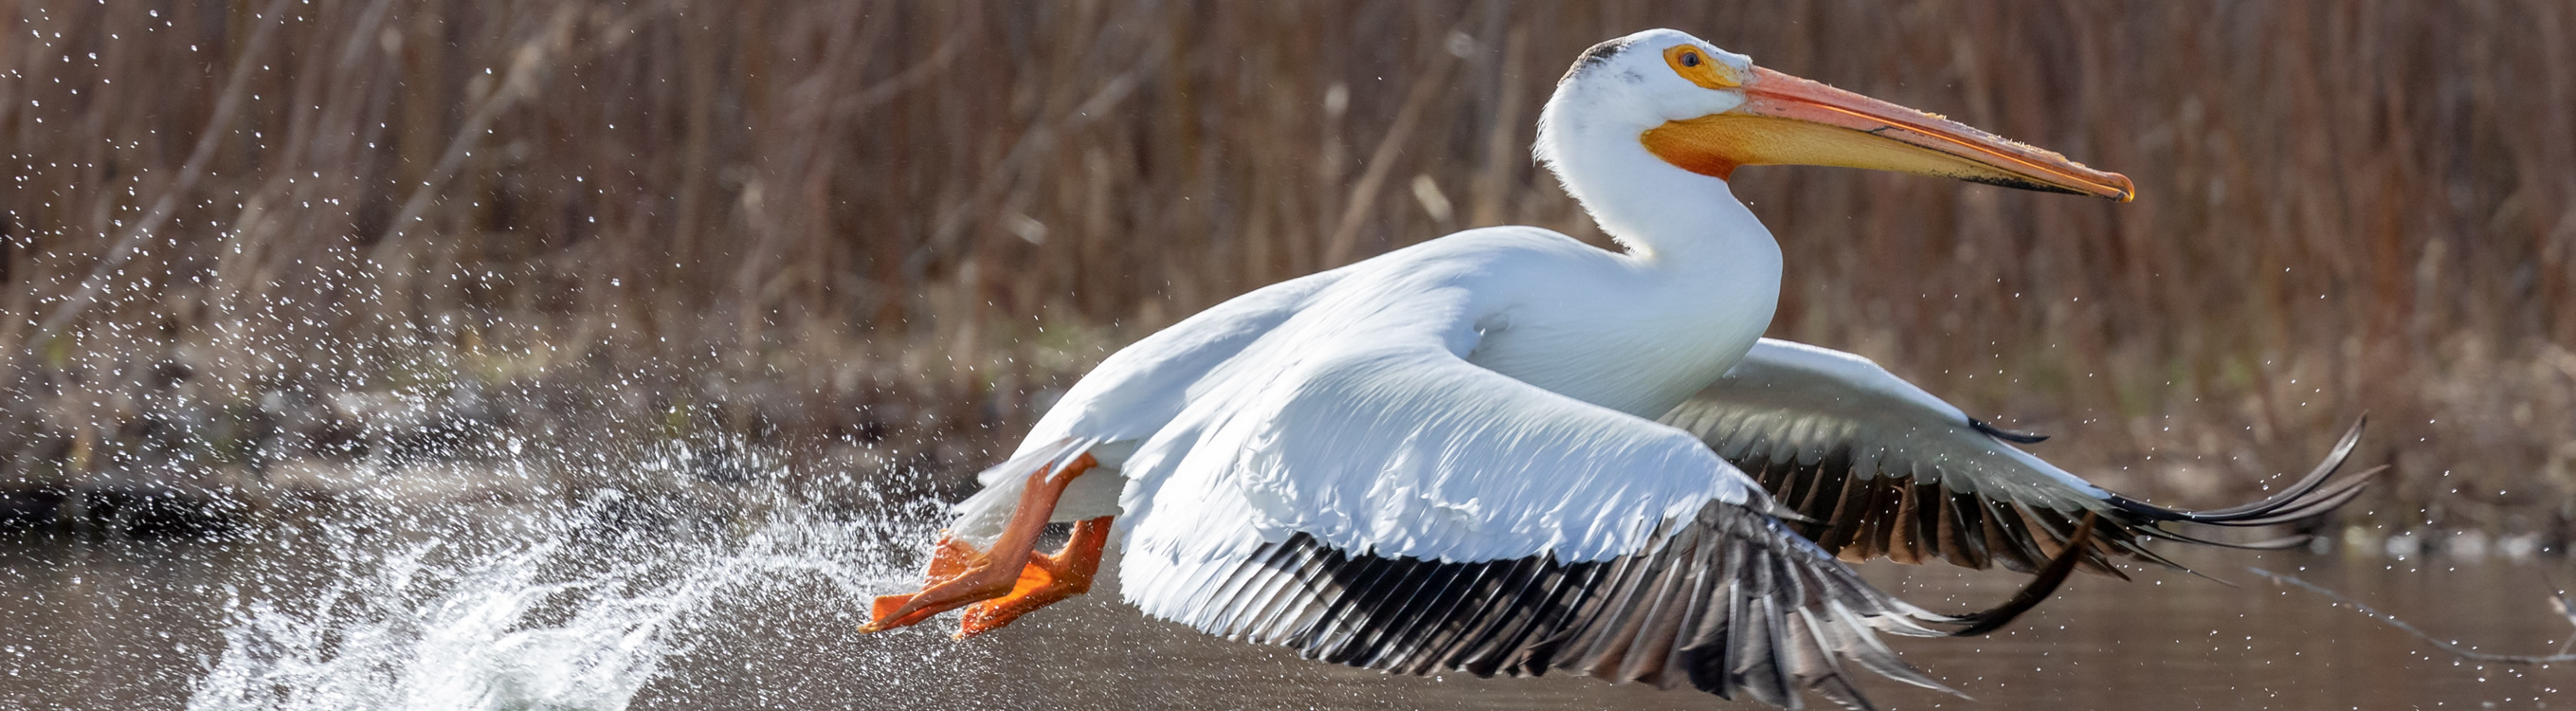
top-left (10, 3), bottom-right (2576, 709)
top-left (3, 0), bottom-right (2573, 544)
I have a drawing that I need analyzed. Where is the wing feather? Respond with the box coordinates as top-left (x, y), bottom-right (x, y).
top-left (1663, 338), bottom-right (2377, 574)
top-left (1140, 502), bottom-right (1994, 709)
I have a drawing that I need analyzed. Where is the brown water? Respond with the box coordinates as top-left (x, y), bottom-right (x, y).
top-left (1, 502), bottom-right (2567, 710)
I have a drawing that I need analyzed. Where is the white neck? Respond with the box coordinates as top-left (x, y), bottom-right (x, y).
top-left (1535, 98), bottom-right (1782, 275)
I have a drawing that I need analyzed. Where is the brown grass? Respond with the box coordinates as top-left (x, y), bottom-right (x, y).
top-left (2, 1), bottom-right (2572, 538)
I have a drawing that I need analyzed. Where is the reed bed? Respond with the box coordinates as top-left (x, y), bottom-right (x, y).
top-left (1, 1), bottom-right (2571, 541)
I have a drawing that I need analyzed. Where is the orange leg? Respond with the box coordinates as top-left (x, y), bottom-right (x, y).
top-left (860, 453), bottom-right (1098, 633)
top-left (956, 515), bottom-right (1115, 639)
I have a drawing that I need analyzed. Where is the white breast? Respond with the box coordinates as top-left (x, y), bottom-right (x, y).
top-left (1461, 237), bottom-right (1783, 419)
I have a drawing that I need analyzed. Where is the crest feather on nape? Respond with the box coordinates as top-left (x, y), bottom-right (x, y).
top-left (1560, 36), bottom-right (1635, 85)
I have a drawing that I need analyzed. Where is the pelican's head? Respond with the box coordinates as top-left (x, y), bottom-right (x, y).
top-left (1536, 28), bottom-right (2133, 203)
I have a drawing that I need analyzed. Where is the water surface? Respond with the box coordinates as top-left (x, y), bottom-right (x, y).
top-left (0, 499), bottom-right (2564, 710)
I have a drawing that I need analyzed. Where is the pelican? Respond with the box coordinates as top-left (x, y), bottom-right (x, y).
top-left (861, 28), bottom-right (2372, 709)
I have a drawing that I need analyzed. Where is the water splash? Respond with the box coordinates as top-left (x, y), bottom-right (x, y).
top-left (185, 493), bottom-right (939, 711)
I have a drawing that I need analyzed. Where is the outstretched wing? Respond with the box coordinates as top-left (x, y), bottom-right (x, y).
top-left (1116, 330), bottom-right (1961, 706)
top-left (1660, 338), bottom-right (2374, 576)
top-left (1142, 501), bottom-right (1985, 708)
top-left (1112, 245), bottom-right (2067, 709)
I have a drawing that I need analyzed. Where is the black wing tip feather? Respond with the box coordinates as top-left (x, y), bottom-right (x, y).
top-left (2106, 416), bottom-right (2377, 528)
top-left (1968, 417), bottom-right (2050, 444)
top-left (1949, 510), bottom-right (2099, 636)
top-left (1166, 503), bottom-right (1962, 710)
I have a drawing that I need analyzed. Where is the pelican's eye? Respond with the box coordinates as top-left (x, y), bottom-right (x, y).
top-left (1663, 45), bottom-right (1743, 90)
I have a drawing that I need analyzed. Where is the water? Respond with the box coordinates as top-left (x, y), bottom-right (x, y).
top-left (0, 496), bottom-right (2566, 710)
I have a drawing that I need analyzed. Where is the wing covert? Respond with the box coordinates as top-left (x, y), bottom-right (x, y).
top-left (1119, 277), bottom-right (1759, 569)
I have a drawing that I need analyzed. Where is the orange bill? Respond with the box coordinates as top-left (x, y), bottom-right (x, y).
top-left (1642, 66), bottom-right (2134, 202)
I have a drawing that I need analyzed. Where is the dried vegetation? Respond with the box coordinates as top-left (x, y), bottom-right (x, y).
top-left (1, 2), bottom-right (2571, 540)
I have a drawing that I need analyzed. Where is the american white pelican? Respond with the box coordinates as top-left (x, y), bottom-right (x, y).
top-left (861, 28), bottom-right (2372, 709)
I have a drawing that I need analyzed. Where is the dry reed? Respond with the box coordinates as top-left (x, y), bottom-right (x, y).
top-left (2, 1), bottom-right (2571, 541)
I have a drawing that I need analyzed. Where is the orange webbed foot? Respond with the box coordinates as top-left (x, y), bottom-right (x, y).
top-left (861, 535), bottom-right (1009, 633)
top-left (956, 516), bottom-right (1114, 639)
top-left (860, 454), bottom-right (1102, 634)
